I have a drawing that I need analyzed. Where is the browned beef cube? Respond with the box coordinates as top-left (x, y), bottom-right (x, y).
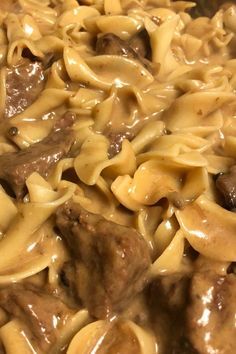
top-left (53, 111), bottom-right (76, 131)
top-left (56, 202), bottom-right (151, 319)
top-left (187, 272), bottom-right (236, 354)
top-left (96, 33), bottom-right (138, 58)
top-left (0, 284), bottom-right (74, 352)
top-left (150, 275), bottom-right (190, 313)
top-left (216, 165), bottom-right (236, 209)
top-left (148, 275), bottom-right (193, 354)
top-left (129, 30), bottom-right (151, 60)
top-left (96, 30), bottom-right (151, 61)
top-left (5, 59), bottom-right (45, 118)
top-left (189, 0), bottom-right (233, 18)
top-left (0, 128), bottom-right (74, 198)
top-left (107, 131), bottom-right (133, 158)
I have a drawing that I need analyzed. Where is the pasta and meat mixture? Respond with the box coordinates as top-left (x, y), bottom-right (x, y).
top-left (0, 0), bottom-right (235, 353)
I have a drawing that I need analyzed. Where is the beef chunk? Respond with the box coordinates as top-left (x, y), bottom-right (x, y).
top-left (189, 0), bottom-right (234, 18)
top-left (96, 33), bottom-right (138, 58)
top-left (5, 59), bottom-right (45, 118)
top-left (150, 275), bottom-right (190, 312)
top-left (216, 165), bottom-right (236, 209)
top-left (171, 338), bottom-right (199, 354)
top-left (148, 275), bottom-right (192, 354)
top-left (129, 30), bottom-right (151, 60)
top-left (96, 30), bottom-right (151, 61)
top-left (0, 284), bottom-right (74, 352)
top-left (21, 49), bottom-right (61, 70)
top-left (187, 272), bottom-right (236, 354)
top-left (107, 131), bottom-right (134, 158)
top-left (56, 202), bottom-right (151, 319)
top-left (0, 127), bottom-right (74, 198)
top-left (53, 111), bottom-right (76, 131)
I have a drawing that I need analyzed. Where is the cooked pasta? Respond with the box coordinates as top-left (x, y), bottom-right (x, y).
top-left (0, 0), bottom-right (235, 353)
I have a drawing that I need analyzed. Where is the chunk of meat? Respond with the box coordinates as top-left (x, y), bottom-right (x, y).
top-left (107, 131), bottom-right (133, 158)
top-left (53, 111), bottom-right (76, 131)
top-left (171, 338), bottom-right (199, 354)
top-left (0, 127), bottom-right (74, 198)
top-left (21, 48), bottom-right (61, 70)
top-left (216, 165), bottom-right (236, 209)
top-left (5, 59), bottom-right (45, 118)
top-left (129, 30), bottom-right (151, 60)
top-left (150, 275), bottom-right (190, 312)
top-left (189, 0), bottom-right (235, 18)
top-left (96, 32), bottom-right (152, 72)
top-left (187, 272), bottom-right (236, 354)
top-left (96, 33), bottom-right (138, 58)
top-left (96, 30), bottom-right (151, 61)
top-left (0, 284), bottom-right (74, 352)
top-left (56, 202), bottom-right (151, 319)
top-left (148, 275), bottom-right (193, 354)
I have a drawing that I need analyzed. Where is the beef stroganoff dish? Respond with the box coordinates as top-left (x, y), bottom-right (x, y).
top-left (0, 0), bottom-right (235, 353)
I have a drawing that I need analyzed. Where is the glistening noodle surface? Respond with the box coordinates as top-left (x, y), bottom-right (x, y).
top-left (0, 0), bottom-right (235, 353)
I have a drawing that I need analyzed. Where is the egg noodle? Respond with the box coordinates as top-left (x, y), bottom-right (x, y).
top-left (0, 0), bottom-right (235, 353)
